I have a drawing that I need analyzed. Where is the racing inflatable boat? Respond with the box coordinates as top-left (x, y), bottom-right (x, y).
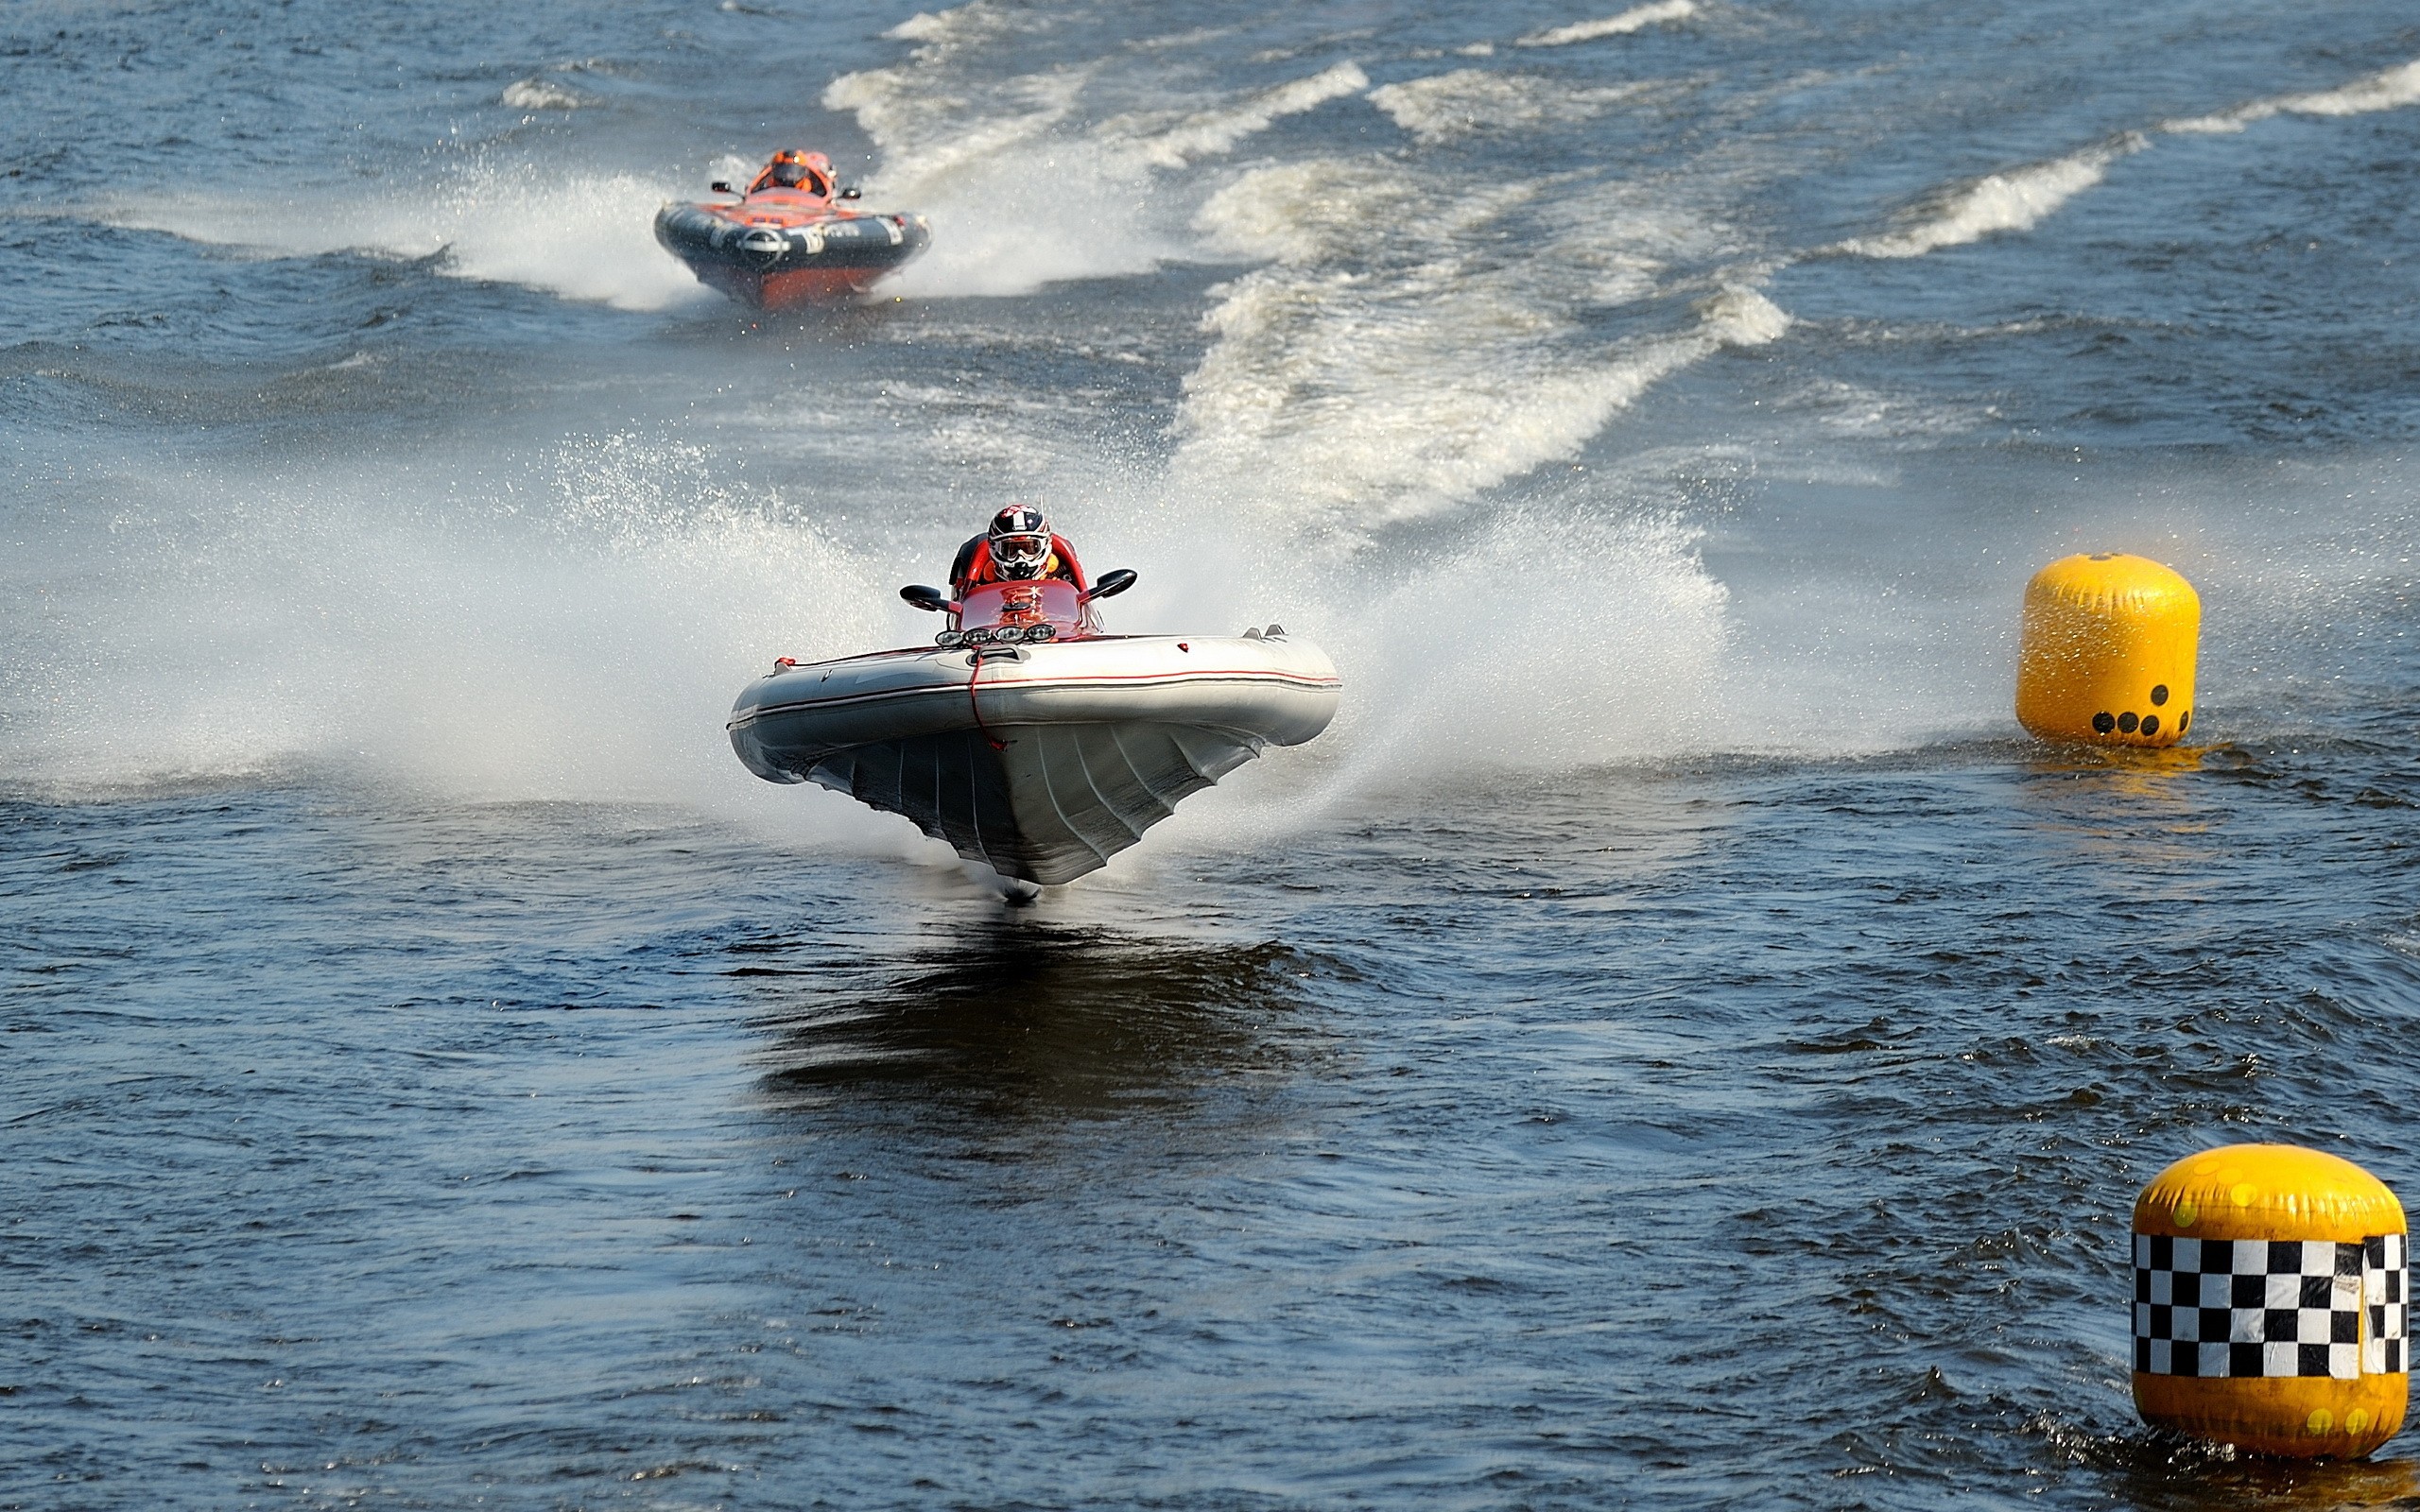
top-left (728, 573), bottom-right (1340, 885)
top-left (655, 161), bottom-right (929, 309)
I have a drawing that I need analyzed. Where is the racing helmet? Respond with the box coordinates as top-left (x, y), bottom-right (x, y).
top-left (764, 149), bottom-right (831, 193)
top-left (988, 505), bottom-right (1051, 579)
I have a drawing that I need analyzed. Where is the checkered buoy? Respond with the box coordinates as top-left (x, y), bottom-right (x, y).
top-left (2134, 1144), bottom-right (2408, 1456)
top-left (2016, 554), bottom-right (2198, 747)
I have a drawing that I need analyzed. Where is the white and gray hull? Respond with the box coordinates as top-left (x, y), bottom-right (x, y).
top-left (728, 634), bottom-right (1340, 885)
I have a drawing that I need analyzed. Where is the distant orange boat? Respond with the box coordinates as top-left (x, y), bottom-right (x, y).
top-left (654, 149), bottom-right (930, 310)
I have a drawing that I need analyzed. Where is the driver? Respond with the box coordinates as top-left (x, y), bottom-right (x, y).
top-left (951, 506), bottom-right (1085, 593)
top-left (748, 149), bottom-right (834, 198)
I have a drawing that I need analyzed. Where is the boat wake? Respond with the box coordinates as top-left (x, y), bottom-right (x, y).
top-left (102, 153), bottom-right (709, 312)
top-left (2165, 55), bottom-right (2420, 134)
top-left (822, 12), bottom-right (1368, 299)
top-left (1837, 52), bottom-right (2420, 258)
top-left (1515, 1), bottom-right (1700, 49)
top-left (1836, 136), bottom-right (2151, 259)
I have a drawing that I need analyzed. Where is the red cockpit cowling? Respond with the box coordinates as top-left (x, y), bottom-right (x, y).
top-left (955, 580), bottom-right (1086, 637)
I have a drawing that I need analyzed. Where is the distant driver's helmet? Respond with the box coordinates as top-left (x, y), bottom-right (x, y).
top-left (989, 506), bottom-right (1051, 580)
top-left (763, 149), bottom-right (831, 194)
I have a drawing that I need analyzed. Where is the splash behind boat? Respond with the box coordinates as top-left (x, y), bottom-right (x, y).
top-left (727, 575), bottom-right (1340, 885)
top-left (655, 177), bottom-right (929, 310)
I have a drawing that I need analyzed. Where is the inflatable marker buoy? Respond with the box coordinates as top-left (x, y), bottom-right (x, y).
top-left (2134, 1144), bottom-right (2408, 1457)
top-left (2016, 554), bottom-right (2198, 747)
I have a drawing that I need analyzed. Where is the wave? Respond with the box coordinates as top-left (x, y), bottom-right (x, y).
top-left (1772, 377), bottom-right (1982, 438)
top-left (1367, 69), bottom-right (1654, 143)
top-left (499, 77), bottom-right (588, 111)
top-left (2165, 55), bottom-right (2420, 134)
top-left (1181, 157), bottom-right (1787, 539)
top-left (1831, 53), bottom-right (2420, 262)
top-left (1259, 500), bottom-right (1737, 794)
top-left (2275, 56), bottom-right (2420, 117)
top-left (101, 155), bottom-right (708, 312)
top-left (1516, 0), bottom-right (1697, 49)
top-left (1124, 62), bottom-right (1369, 168)
top-left (0, 436), bottom-right (894, 809)
top-left (824, 22), bottom-right (1368, 299)
top-left (1831, 54), bottom-right (2420, 261)
top-left (821, 62), bottom-right (1086, 198)
top-left (884, 3), bottom-right (1012, 46)
top-left (825, 70), bottom-right (1145, 299)
top-left (1836, 135), bottom-right (2147, 258)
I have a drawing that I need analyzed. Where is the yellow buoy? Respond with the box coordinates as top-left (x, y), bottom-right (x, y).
top-left (2016, 553), bottom-right (2199, 746)
top-left (2134, 1144), bottom-right (2408, 1457)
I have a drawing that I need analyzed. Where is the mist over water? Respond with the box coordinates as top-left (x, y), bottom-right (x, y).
top-left (8, 0), bottom-right (2420, 1506)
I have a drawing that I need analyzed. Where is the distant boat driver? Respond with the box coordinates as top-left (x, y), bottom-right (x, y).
top-left (749, 149), bottom-right (833, 198)
top-left (952, 506), bottom-right (1086, 594)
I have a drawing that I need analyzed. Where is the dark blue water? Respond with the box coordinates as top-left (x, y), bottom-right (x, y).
top-left (7, 1), bottom-right (2420, 1506)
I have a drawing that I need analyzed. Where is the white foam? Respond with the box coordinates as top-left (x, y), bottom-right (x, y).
top-left (1179, 159), bottom-right (1782, 537)
top-left (499, 77), bottom-right (586, 111)
top-left (1125, 62), bottom-right (1369, 168)
top-left (2158, 112), bottom-right (2245, 137)
top-left (1841, 57), bottom-right (2420, 262)
top-left (826, 29), bottom-right (1367, 299)
top-left (1516, 0), bottom-right (1697, 49)
top-left (1367, 69), bottom-right (1652, 143)
top-left (103, 155), bottom-right (709, 312)
top-left (24, 438), bottom-right (2409, 831)
top-left (0, 437), bottom-right (895, 817)
top-left (1777, 378), bottom-right (1979, 438)
top-left (1700, 283), bottom-right (1791, 345)
top-left (1189, 154), bottom-right (1435, 264)
top-left (1275, 503), bottom-right (1737, 785)
top-left (2166, 56), bottom-right (2420, 133)
top-left (2281, 57), bottom-right (2420, 116)
top-left (0, 411), bottom-right (1748, 846)
top-left (887, 6), bottom-right (990, 43)
top-left (821, 61), bottom-right (1085, 195)
top-left (823, 33), bottom-right (1147, 299)
top-left (1838, 135), bottom-right (2147, 258)
top-left (879, 163), bottom-right (1180, 298)
top-left (962, 467), bottom-right (1747, 816)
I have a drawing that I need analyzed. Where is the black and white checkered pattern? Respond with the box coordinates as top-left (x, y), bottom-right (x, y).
top-left (2134, 1233), bottom-right (2407, 1379)
top-left (2366, 1232), bottom-right (2407, 1376)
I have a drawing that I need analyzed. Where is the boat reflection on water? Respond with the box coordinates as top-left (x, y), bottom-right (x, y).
top-left (745, 923), bottom-right (1356, 1119)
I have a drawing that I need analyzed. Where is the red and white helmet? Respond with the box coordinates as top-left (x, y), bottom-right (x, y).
top-left (988, 506), bottom-right (1050, 578)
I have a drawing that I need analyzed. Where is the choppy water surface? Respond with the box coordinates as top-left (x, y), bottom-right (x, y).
top-left (6, 0), bottom-right (2420, 1506)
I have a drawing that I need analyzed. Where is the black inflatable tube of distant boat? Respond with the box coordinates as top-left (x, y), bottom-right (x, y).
top-left (652, 204), bottom-right (931, 274)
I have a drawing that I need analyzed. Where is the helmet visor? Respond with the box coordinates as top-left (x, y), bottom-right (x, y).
top-left (994, 533), bottom-right (1048, 568)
